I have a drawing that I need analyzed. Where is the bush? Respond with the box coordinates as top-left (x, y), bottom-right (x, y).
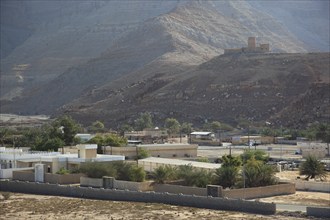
top-left (1, 192), bottom-right (11, 200)
top-left (79, 162), bottom-right (117, 178)
top-left (56, 167), bottom-right (71, 175)
top-left (152, 165), bottom-right (178, 184)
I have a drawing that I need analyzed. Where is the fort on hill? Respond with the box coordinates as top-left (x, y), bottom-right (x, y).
top-left (224, 37), bottom-right (270, 54)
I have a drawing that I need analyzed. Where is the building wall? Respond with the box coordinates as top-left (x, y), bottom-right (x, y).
top-left (0, 180), bottom-right (276, 215)
top-left (232, 136), bottom-right (274, 145)
top-left (85, 149), bottom-right (97, 159)
top-left (107, 145), bottom-right (197, 159)
top-left (12, 170), bottom-right (35, 181)
top-left (13, 170), bottom-right (83, 184)
top-left (153, 184), bottom-right (206, 196)
top-left (295, 180), bottom-right (330, 192)
top-left (221, 183), bottom-right (295, 199)
top-left (298, 142), bottom-right (329, 159)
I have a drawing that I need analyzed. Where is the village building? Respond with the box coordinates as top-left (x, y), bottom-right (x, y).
top-left (138, 157), bottom-right (221, 172)
top-left (231, 135), bottom-right (274, 145)
top-left (124, 128), bottom-right (168, 144)
top-left (0, 145), bottom-right (124, 179)
top-left (224, 37), bottom-right (270, 54)
top-left (297, 142), bottom-right (329, 159)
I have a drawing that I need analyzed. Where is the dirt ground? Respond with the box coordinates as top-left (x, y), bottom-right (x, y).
top-left (0, 193), bottom-right (317, 220)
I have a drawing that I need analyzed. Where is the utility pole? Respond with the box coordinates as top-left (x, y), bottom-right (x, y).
top-left (247, 125), bottom-right (250, 150)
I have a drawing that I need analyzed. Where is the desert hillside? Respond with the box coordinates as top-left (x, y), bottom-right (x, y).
top-left (0, 1), bottom-right (328, 129)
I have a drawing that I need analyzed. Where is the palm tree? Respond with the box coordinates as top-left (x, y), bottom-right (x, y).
top-left (299, 155), bottom-right (327, 181)
top-left (214, 166), bottom-right (239, 188)
top-left (152, 165), bottom-right (177, 184)
top-left (213, 155), bottom-right (242, 188)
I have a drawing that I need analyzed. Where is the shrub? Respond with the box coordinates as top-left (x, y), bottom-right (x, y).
top-left (56, 167), bottom-right (71, 175)
top-left (1, 192), bottom-right (11, 200)
top-left (299, 155), bottom-right (327, 181)
top-left (79, 162), bottom-right (117, 178)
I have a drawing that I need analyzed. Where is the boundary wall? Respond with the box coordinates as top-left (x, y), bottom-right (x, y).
top-left (221, 183), bottom-right (295, 199)
top-left (13, 170), bottom-right (83, 184)
top-left (306, 207), bottom-right (330, 218)
top-left (80, 177), bottom-right (295, 199)
top-left (295, 180), bottom-right (330, 193)
top-left (0, 180), bottom-right (275, 215)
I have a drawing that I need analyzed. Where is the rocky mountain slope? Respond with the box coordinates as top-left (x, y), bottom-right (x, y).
top-left (62, 52), bottom-right (329, 129)
top-left (1, 1), bottom-right (329, 128)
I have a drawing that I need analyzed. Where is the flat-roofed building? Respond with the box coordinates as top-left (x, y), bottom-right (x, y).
top-left (138, 157), bottom-right (221, 172)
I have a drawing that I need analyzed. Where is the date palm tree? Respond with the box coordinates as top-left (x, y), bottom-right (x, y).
top-left (299, 155), bottom-right (327, 181)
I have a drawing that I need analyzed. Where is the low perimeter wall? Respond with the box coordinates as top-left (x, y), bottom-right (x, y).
top-left (306, 207), bottom-right (330, 218)
top-left (13, 171), bottom-right (83, 184)
top-left (0, 180), bottom-right (276, 215)
top-left (80, 177), bottom-right (153, 191)
top-left (153, 183), bottom-right (295, 199)
top-left (295, 180), bottom-right (330, 193)
top-left (221, 183), bottom-right (296, 199)
top-left (153, 184), bottom-right (207, 196)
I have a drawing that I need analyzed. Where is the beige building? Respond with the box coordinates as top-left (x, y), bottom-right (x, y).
top-left (138, 157), bottom-right (221, 172)
top-left (124, 128), bottom-right (168, 144)
top-left (224, 37), bottom-right (270, 54)
top-left (106, 143), bottom-right (198, 159)
top-left (298, 142), bottom-right (329, 159)
top-left (231, 136), bottom-right (274, 145)
top-left (0, 145), bottom-right (124, 178)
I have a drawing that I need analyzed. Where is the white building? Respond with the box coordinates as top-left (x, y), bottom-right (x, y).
top-left (297, 142), bottom-right (329, 159)
top-left (0, 144), bottom-right (124, 178)
top-left (138, 157), bottom-right (221, 172)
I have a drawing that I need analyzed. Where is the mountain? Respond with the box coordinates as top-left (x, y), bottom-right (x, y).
top-left (60, 52), bottom-right (329, 129)
top-left (1, 0), bottom-right (329, 129)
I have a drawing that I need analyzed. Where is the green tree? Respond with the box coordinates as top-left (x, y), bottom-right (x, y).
top-left (52, 115), bottom-right (81, 146)
top-left (103, 134), bottom-right (127, 147)
top-left (135, 112), bottom-right (153, 131)
top-left (136, 148), bottom-right (150, 159)
top-left (196, 157), bottom-right (209, 163)
top-left (79, 162), bottom-right (117, 178)
top-left (0, 128), bottom-right (12, 146)
top-left (240, 157), bottom-right (277, 188)
top-left (41, 137), bottom-right (65, 151)
top-left (152, 165), bottom-right (177, 184)
top-left (221, 155), bottom-right (242, 167)
top-left (299, 155), bottom-right (327, 181)
top-left (89, 120), bottom-right (105, 133)
top-left (164, 118), bottom-right (180, 136)
top-left (214, 166), bottom-right (239, 188)
top-left (177, 165), bottom-right (213, 187)
top-left (129, 165), bottom-right (146, 182)
top-left (181, 122), bottom-right (193, 134)
top-left (241, 150), bottom-right (269, 164)
top-left (213, 155), bottom-right (242, 188)
top-left (210, 121), bottom-right (221, 133)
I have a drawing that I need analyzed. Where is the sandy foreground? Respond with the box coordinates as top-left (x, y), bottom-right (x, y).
top-left (0, 191), bottom-right (329, 220)
top-left (1, 171), bottom-right (329, 220)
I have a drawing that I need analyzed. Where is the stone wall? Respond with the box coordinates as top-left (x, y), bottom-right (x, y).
top-left (306, 207), bottom-right (330, 218)
top-left (0, 180), bottom-right (276, 215)
top-left (44, 173), bottom-right (83, 184)
top-left (295, 180), bottom-right (330, 192)
top-left (12, 170), bottom-right (35, 182)
top-left (12, 170), bottom-right (83, 184)
top-left (114, 179), bottom-right (153, 191)
top-left (153, 184), bottom-right (206, 196)
top-left (80, 176), bottom-right (103, 188)
top-left (107, 144), bottom-right (197, 159)
top-left (80, 177), bottom-right (295, 200)
top-left (80, 177), bottom-right (153, 191)
top-left (221, 183), bottom-right (296, 199)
